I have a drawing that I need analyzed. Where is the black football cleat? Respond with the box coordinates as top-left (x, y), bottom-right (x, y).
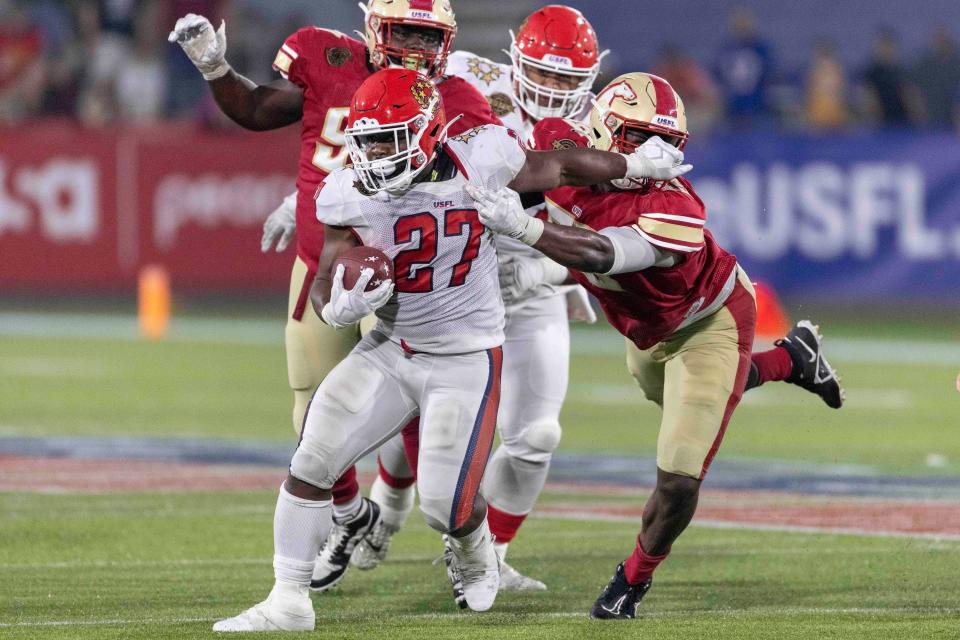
top-left (310, 498), bottom-right (380, 592)
top-left (589, 563), bottom-right (652, 619)
top-left (776, 320), bottom-right (845, 409)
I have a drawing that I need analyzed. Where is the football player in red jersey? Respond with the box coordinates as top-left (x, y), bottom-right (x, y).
top-left (168, 0), bottom-right (502, 594)
top-left (470, 72), bottom-right (844, 619)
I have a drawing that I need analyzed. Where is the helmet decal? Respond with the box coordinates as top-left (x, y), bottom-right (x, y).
top-left (410, 76), bottom-right (434, 110)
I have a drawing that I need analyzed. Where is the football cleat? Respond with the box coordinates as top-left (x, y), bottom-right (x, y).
top-left (499, 560), bottom-right (547, 591)
top-left (350, 520), bottom-right (400, 571)
top-left (439, 535), bottom-right (467, 609)
top-left (442, 532), bottom-right (500, 611)
top-left (309, 497), bottom-right (380, 592)
top-left (776, 320), bottom-right (845, 409)
top-left (589, 562), bottom-right (652, 620)
top-left (212, 585), bottom-right (315, 632)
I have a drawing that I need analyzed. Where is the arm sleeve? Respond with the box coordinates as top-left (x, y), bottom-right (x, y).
top-left (633, 190), bottom-right (707, 253)
top-left (314, 172), bottom-right (366, 228)
top-left (598, 226), bottom-right (675, 274)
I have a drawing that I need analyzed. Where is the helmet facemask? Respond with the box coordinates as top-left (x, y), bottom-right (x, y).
top-left (508, 35), bottom-right (603, 121)
top-left (346, 114), bottom-right (435, 195)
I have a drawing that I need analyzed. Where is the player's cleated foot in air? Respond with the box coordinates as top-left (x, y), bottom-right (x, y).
top-left (589, 563), bottom-right (652, 620)
top-left (776, 320), bottom-right (845, 409)
top-left (350, 520), bottom-right (400, 571)
top-left (310, 497), bottom-right (380, 592)
top-left (212, 584), bottom-right (315, 632)
top-left (498, 560), bottom-right (547, 591)
top-left (442, 532), bottom-right (500, 611)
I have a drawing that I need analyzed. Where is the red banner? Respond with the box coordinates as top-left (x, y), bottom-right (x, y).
top-left (0, 121), bottom-right (300, 293)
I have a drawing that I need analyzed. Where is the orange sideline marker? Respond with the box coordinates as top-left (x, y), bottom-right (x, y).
top-left (138, 265), bottom-right (170, 340)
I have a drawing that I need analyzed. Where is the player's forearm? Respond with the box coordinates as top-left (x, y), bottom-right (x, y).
top-left (208, 71), bottom-right (303, 131)
top-left (511, 149), bottom-right (627, 193)
top-left (309, 272), bottom-right (332, 316)
top-left (532, 223), bottom-right (615, 273)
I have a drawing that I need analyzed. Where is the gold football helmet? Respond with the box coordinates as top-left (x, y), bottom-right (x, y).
top-left (587, 72), bottom-right (689, 153)
top-left (360, 0), bottom-right (457, 78)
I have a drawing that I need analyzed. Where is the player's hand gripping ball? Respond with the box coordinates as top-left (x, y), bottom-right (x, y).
top-left (333, 247), bottom-right (395, 291)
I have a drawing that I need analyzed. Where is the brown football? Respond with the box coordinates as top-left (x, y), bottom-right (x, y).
top-left (333, 246), bottom-right (395, 292)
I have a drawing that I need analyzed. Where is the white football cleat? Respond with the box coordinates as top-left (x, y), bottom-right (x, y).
top-left (351, 520), bottom-right (400, 570)
top-left (499, 560), bottom-right (547, 591)
top-left (446, 528), bottom-right (500, 612)
top-left (212, 585), bottom-right (315, 632)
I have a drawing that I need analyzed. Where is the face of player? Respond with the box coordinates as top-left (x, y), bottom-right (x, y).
top-left (387, 24), bottom-right (445, 70)
top-left (357, 131), bottom-right (410, 180)
top-left (524, 66), bottom-right (582, 108)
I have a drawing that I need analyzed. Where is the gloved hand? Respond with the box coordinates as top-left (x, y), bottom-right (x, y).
top-left (261, 193), bottom-right (297, 253)
top-left (466, 184), bottom-right (544, 246)
top-left (167, 14), bottom-right (230, 80)
top-left (320, 264), bottom-right (394, 329)
top-left (616, 136), bottom-right (692, 189)
top-left (498, 257), bottom-right (568, 304)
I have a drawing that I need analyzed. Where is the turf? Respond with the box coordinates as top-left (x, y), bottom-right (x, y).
top-left (1, 490), bottom-right (958, 639)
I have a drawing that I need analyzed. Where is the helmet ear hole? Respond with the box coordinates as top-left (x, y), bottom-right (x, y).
top-left (429, 123), bottom-right (440, 137)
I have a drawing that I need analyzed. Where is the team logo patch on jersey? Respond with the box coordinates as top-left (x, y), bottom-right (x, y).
top-left (466, 57), bottom-right (502, 86)
top-left (411, 76), bottom-right (434, 110)
top-left (487, 92), bottom-right (514, 117)
top-left (352, 179), bottom-right (375, 197)
top-left (451, 125), bottom-right (485, 143)
top-left (551, 138), bottom-right (578, 150)
top-left (326, 47), bottom-right (352, 67)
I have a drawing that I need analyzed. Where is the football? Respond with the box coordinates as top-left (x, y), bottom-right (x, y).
top-left (333, 246), bottom-right (395, 291)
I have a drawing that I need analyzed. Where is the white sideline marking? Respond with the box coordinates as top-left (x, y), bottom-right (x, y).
top-left (2, 313), bottom-right (960, 366)
top-left (534, 510), bottom-right (960, 542)
top-left (3, 606), bottom-right (958, 628)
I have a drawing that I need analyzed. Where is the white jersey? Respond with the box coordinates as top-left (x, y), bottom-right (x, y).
top-left (448, 50), bottom-right (594, 308)
top-left (315, 125), bottom-right (527, 354)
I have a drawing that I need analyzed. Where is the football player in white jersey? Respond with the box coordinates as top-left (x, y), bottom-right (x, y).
top-left (355, 5), bottom-right (601, 591)
top-left (211, 67), bottom-right (690, 632)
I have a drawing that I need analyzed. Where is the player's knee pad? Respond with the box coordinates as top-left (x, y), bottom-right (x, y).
top-left (501, 420), bottom-right (561, 462)
top-left (289, 439), bottom-right (339, 489)
top-left (417, 498), bottom-right (453, 533)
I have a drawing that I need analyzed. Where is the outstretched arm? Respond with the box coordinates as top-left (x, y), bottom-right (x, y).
top-left (507, 137), bottom-right (690, 194)
top-left (169, 14), bottom-right (304, 130)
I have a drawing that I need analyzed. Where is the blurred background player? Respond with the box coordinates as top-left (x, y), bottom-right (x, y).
top-left (168, 0), bottom-right (502, 595)
top-left (472, 71), bottom-right (844, 619)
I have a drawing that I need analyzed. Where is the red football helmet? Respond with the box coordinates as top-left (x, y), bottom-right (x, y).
top-left (345, 68), bottom-right (447, 194)
top-left (508, 5), bottom-right (607, 121)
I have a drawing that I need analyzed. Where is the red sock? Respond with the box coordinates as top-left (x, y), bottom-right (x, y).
top-left (487, 504), bottom-right (528, 543)
top-left (400, 418), bottom-right (420, 479)
top-left (751, 345), bottom-right (794, 386)
top-left (331, 465), bottom-right (359, 505)
top-left (623, 536), bottom-right (670, 584)
top-left (377, 456), bottom-right (415, 489)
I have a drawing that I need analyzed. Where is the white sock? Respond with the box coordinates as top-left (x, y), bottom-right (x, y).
top-left (369, 474), bottom-right (415, 529)
top-left (449, 518), bottom-right (491, 555)
top-left (493, 541), bottom-right (509, 562)
top-left (332, 493), bottom-right (362, 522)
top-left (481, 447), bottom-right (551, 515)
top-left (272, 484), bottom-right (332, 586)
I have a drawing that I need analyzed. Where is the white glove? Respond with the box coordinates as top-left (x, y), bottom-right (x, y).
top-left (466, 184), bottom-right (544, 246)
top-left (498, 257), bottom-right (568, 304)
top-left (261, 192), bottom-right (297, 253)
top-left (320, 264), bottom-right (394, 329)
top-left (167, 14), bottom-right (230, 81)
top-left (617, 136), bottom-right (692, 188)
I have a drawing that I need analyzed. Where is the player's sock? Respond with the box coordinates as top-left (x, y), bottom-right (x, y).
top-left (746, 346), bottom-right (793, 389)
top-left (273, 484), bottom-right (332, 585)
top-left (331, 465), bottom-right (359, 506)
top-left (487, 505), bottom-right (527, 545)
top-left (399, 418), bottom-right (420, 477)
top-left (332, 493), bottom-right (362, 521)
top-left (370, 470), bottom-right (415, 529)
top-left (623, 537), bottom-right (670, 585)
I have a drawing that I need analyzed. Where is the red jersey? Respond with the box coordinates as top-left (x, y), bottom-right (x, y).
top-left (272, 29), bottom-right (501, 273)
top-left (532, 118), bottom-right (737, 350)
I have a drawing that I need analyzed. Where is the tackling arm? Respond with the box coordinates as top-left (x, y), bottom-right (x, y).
top-left (208, 73), bottom-right (304, 131)
top-left (309, 226), bottom-right (360, 315)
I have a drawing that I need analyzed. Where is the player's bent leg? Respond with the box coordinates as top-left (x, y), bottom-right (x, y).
top-left (417, 347), bottom-right (503, 612)
top-left (483, 296), bottom-right (567, 591)
top-left (351, 434), bottom-right (417, 571)
top-left (285, 256), bottom-right (361, 436)
top-left (593, 278), bottom-right (756, 620)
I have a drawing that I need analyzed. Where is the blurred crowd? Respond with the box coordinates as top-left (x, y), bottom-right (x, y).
top-left (2, 0), bottom-right (959, 133)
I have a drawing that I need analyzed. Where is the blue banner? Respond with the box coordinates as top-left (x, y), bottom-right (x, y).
top-left (686, 131), bottom-right (960, 302)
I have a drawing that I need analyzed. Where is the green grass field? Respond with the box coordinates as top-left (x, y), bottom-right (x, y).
top-left (1, 312), bottom-right (959, 638)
